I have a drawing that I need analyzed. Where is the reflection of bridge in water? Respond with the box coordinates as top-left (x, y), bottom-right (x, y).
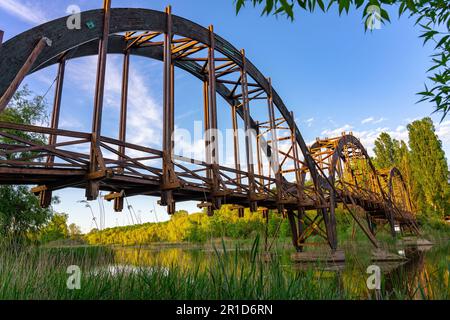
top-left (0, 2), bottom-right (419, 252)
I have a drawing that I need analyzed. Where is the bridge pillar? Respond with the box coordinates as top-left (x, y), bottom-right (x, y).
top-left (47, 56), bottom-right (66, 167)
top-left (32, 56), bottom-right (68, 207)
top-left (86, 0), bottom-right (111, 200)
top-left (287, 209), bottom-right (301, 252)
top-left (206, 25), bottom-right (223, 213)
top-left (297, 207), bottom-right (306, 251)
top-left (266, 78), bottom-right (284, 213)
top-left (118, 50), bottom-right (130, 173)
top-left (240, 49), bottom-right (257, 212)
top-left (231, 104), bottom-right (242, 187)
top-left (290, 112), bottom-right (310, 251)
top-left (160, 5), bottom-right (179, 215)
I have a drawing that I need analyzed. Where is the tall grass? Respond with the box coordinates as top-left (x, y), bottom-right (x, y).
top-left (0, 238), bottom-right (447, 300)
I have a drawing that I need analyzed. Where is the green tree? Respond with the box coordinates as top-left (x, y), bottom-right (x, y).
top-left (0, 186), bottom-right (53, 243)
top-left (373, 132), bottom-right (397, 169)
top-left (39, 213), bottom-right (70, 243)
top-left (373, 133), bottom-right (412, 183)
top-left (0, 85), bottom-right (48, 159)
top-left (235, 0), bottom-right (450, 118)
top-left (408, 117), bottom-right (449, 217)
top-left (68, 223), bottom-right (82, 240)
top-left (0, 86), bottom-right (53, 244)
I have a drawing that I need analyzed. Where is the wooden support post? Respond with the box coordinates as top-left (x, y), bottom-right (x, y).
top-left (161, 5), bottom-right (178, 215)
top-left (34, 56), bottom-right (67, 208)
top-left (203, 81), bottom-right (211, 180)
top-left (0, 37), bottom-right (52, 112)
top-left (46, 56), bottom-right (66, 167)
top-left (87, 0), bottom-right (111, 200)
top-left (297, 207), bottom-right (306, 251)
top-left (256, 123), bottom-right (264, 190)
top-left (287, 209), bottom-right (300, 252)
top-left (32, 185), bottom-right (52, 209)
top-left (290, 112), bottom-right (302, 189)
top-left (108, 50), bottom-right (131, 212)
top-left (118, 50), bottom-right (130, 171)
top-left (238, 207), bottom-right (245, 218)
top-left (207, 25), bottom-right (221, 212)
top-left (240, 49), bottom-right (257, 212)
top-left (105, 191), bottom-right (124, 212)
top-left (290, 111), bottom-right (310, 251)
top-left (231, 105), bottom-right (241, 186)
top-left (267, 78), bottom-right (283, 212)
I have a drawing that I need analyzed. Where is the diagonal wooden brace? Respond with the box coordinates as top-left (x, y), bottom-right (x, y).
top-left (0, 37), bottom-right (52, 112)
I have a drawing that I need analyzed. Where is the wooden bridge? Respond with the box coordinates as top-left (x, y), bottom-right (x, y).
top-left (0, 2), bottom-right (419, 252)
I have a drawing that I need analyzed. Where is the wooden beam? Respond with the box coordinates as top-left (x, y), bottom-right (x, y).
top-left (87, 0), bottom-right (111, 200)
top-left (119, 50), bottom-right (130, 169)
top-left (0, 37), bottom-right (52, 112)
top-left (47, 57), bottom-right (66, 166)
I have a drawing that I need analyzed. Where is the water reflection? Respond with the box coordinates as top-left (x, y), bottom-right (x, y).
top-left (383, 245), bottom-right (449, 299)
top-left (103, 242), bottom-right (448, 300)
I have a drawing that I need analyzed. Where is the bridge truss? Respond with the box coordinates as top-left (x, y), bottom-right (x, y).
top-left (0, 2), bottom-right (419, 252)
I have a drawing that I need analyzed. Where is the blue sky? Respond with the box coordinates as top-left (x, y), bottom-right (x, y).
top-left (1, 0), bottom-right (448, 232)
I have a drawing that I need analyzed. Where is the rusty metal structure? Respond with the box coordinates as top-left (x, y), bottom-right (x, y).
top-left (0, 3), bottom-right (419, 252)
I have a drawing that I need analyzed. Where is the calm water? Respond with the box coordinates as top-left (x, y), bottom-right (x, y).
top-left (94, 241), bottom-right (449, 299)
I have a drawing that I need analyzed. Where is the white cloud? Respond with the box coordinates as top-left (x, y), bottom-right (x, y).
top-left (305, 118), bottom-right (314, 127)
top-left (60, 116), bottom-right (83, 130)
top-left (321, 124), bottom-right (353, 137)
top-left (373, 117), bottom-right (387, 124)
top-left (316, 119), bottom-right (450, 159)
top-left (0, 0), bottom-right (48, 24)
top-left (361, 117), bottom-right (374, 124)
top-left (361, 117), bottom-right (386, 125)
top-left (66, 56), bottom-right (162, 154)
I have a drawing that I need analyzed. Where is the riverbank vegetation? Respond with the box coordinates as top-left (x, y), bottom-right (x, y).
top-left (0, 237), bottom-right (448, 300)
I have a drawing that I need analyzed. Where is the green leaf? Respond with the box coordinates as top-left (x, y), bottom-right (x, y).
top-left (435, 35), bottom-right (450, 50)
top-left (380, 9), bottom-right (390, 23)
top-left (355, 0), bottom-right (365, 9)
top-left (264, 0), bottom-right (275, 15)
top-left (236, 0), bottom-right (246, 14)
top-left (316, 0), bottom-right (325, 12)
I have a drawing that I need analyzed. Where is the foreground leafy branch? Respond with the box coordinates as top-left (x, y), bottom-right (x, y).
top-left (235, 0), bottom-right (450, 119)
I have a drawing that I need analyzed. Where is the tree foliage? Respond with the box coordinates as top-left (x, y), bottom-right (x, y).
top-left (85, 205), bottom-right (292, 246)
top-left (0, 87), bottom-right (54, 244)
top-left (0, 85), bottom-right (48, 159)
top-left (0, 186), bottom-right (52, 242)
top-left (68, 223), bottom-right (82, 240)
top-left (373, 117), bottom-right (449, 218)
top-left (407, 117), bottom-right (449, 216)
top-left (38, 213), bottom-right (70, 244)
top-left (235, 0), bottom-right (450, 119)
top-left (373, 132), bottom-right (398, 169)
